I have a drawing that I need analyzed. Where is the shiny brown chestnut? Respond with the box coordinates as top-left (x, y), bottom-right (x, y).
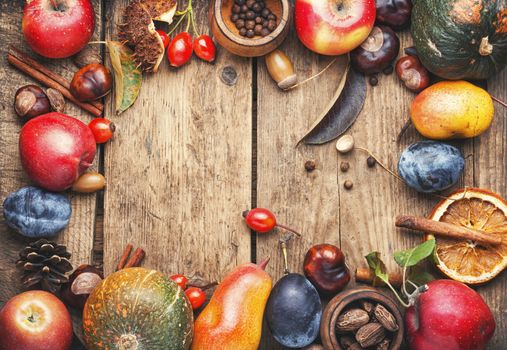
top-left (376, 0), bottom-right (413, 30)
top-left (70, 63), bottom-right (112, 102)
top-left (395, 55), bottom-right (430, 92)
top-left (60, 264), bottom-right (103, 310)
top-left (350, 26), bottom-right (400, 75)
top-left (14, 85), bottom-right (51, 120)
top-left (303, 244), bottom-right (350, 295)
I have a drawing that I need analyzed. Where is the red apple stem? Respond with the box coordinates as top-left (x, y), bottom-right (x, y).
top-left (276, 224), bottom-right (301, 237)
top-left (258, 257), bottom-right (270, 270)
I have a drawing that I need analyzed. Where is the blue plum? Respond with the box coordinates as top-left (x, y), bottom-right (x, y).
top-left (398, 141), bottom-right (464, 193)
top-left (265, 273), bottom-right (322, 348)
top-left (3, 186), bottom-right (72, 238)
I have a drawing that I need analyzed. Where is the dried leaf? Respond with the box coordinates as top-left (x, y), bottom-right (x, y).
top-left (106, 41), bottom-right (142, 115)
top-left (299, 61), bottom-right (366, 145)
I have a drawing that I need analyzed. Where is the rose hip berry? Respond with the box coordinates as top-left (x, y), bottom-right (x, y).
top-left (242, 208), bottom-right (301, 236)
top-left (167, 32), bottom-right (193, 67)
top-left (88, 118), bottom-right (115, 144)
top-left (170, 274), bottom-right (188, 290)
top-left (156, 30), bottom-right (170, 49)
top-left (185, 287), bottom-right (206, 310)
top-left (193, 35), bottom-right (216, 62)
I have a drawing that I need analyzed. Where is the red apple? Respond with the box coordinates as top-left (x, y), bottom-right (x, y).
top-left (295, 0), bottom-right (376, 55)
top-left (406, 280), bottom-right (495, 350)
top-left (23, 0), bottom-right (95, 58)
top-left (19, 112), bottom-right (96, 191)
top-left (0, 290), bottom-right (73, 350)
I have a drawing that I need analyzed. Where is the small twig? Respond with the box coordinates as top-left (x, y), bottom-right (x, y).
top-left (491, 95), bottom-right (507, 108)
top-left (396, 118), bottom-right (412, 142)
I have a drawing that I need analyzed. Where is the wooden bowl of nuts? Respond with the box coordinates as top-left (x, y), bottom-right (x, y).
top-left (321, 286), bottom-right (404, 350)
top-left (209, 0), bottom-right (290, 57)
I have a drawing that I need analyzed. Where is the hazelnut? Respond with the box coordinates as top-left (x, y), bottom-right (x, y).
top-left (60, 264), bottom-right (103, 310)
top-left (14, 85), bottom-right (50, 120)
top-left (70, 63), bottom-right (112, 102)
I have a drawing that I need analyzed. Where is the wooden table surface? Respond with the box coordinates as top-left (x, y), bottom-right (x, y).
top-left (1, 1), bottom-right (506, 349)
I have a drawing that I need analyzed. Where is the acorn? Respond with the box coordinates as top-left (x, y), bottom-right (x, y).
top-left (265, 49), bottom-right (297, 90)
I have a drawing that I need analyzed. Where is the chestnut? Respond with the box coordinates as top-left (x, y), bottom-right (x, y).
top-left (60, 264), bottom-right (103, 310)
top-left (70, 63), bottom-right (112, 102)
top-left (303, 244), bottom-right (350, 295)
top-left (14, 85), bottom-right (51, 120)
top-left (395, 55), bottom-right (430, 92)
top-left (350, 26), bottom-right (400, 75)
top-left (375, 0), bottom-right (413, 30)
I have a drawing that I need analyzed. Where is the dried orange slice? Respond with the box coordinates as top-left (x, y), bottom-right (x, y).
top-left (426, 188), bottom-right (507, 284)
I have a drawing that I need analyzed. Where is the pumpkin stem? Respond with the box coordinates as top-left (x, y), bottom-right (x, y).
top-left (479, 37), bottom-right (493, 56)
top-left (118, 334), bottom-right (139, 350)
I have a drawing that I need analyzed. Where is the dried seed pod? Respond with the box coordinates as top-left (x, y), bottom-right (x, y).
top-left (14, 85), bottom-right (50, 120)
top-left (336, 308), bottom-right (370, 332)
top-left (265, 49), bottom-right (297, 90)
top-left (72, 172), bottom-right (106, 193)
top-left (72, 46), bottom-right (101, 68)
top-left (374, 304), bottom-right (399, 331)
top-left (355, 323), bottom-right (386, 348)
top-left (360, 300), bottom-right (374, 314)
top-left (46, 88), bottom-right (65, 113)
top-left (335, 134), bottom-right (354, 153)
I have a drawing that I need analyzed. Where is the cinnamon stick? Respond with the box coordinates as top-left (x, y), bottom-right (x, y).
top-left (115, 244), bottom-right (133, 271)
top-left (355, 268), bottom-right (403, 288)
top-left (124, 247), bottom-right (146, 268)
top-left (7, 53), bottom-right (103, 117)
top-left (9, 47), bottom-right (104, 111)
top-left (396, 215), bottom-right (502, 246)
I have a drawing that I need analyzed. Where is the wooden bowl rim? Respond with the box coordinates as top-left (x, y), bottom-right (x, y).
top-left (321, 287), bottom-right (404, 350)
top-left (214, 0), bottom-right (289, 47)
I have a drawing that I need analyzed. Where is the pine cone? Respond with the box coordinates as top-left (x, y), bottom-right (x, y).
top-left (17, 239), bottom-right (73, 294)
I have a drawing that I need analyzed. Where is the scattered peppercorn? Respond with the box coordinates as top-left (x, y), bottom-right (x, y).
top-left (305, 160), bottom-right (316, 172)
top-left (340, 162), bottom-right (350, 172)
top-left (369, 75), bottom-right (379, 86)
top-left (367, 156), bottom-right (376, 168)
top-left (383, 65), bottom-right (394, 75)
top-left (344, 180), bottom-right (354, 190)
top-left (231, 0), bottom-right (277, 38)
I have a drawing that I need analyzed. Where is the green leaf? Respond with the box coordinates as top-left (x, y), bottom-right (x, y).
top-left (365, 252), bottom-right (389, 285)
top-left (410, 271), bottom-right (436, 286)
top-left (394, 239), bottom-right (436, 268)
top-left (106, 41), bottom-right (142, 115)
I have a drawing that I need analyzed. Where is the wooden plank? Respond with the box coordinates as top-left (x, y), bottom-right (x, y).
top-left (102, 2), bottom-right (252, 283)
top-left (0, 1), bottom-right (102, 302)
top-left (474, 69), bottom-right (507, 349)
top-left (256, 28), bottom-right (348, 348)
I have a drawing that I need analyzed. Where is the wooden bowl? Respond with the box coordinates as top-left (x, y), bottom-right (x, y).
top-left (321, 286), bottom-right (404, 350)
top-left (209, 0), bottom-right (290, 57)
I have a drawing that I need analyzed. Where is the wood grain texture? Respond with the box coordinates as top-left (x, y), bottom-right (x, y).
top-left (0, 0), bottom-right (102, 303)
top-left (256, 26), bottom-right (348, 349)
top-left (102, 1), bottom-right (252, 282)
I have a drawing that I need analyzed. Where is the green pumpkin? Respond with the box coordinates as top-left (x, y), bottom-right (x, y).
top-left (83, 267), bottom-right (193, 350)
top-left (412, 0), bottom-right (507, 80)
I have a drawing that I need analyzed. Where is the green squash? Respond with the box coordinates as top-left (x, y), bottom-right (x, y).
top-left (83, 267), bottom-right (193, 350)
top-left (412, 0), bottom-right (507, 80)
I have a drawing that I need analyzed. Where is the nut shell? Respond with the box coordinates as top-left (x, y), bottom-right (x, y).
top-left (14, 85), bottom-right (50, 120)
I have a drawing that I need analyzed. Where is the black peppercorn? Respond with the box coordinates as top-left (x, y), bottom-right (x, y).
top-left (254, 24), bottom-right (263, 35)
top-left (305, 160), bottom-right (316, 172)
top-left (239, 27), bottom-right (247, 36)
top-left (239, 13), bottom-right (246, 19)
top-left (383, 65), bottom-right (394, 75)
top-left (255, 16), bottom-right (262, 24)
top-left (262, 8), bottom-right (270, 18)
top-left (369, 75), bottom-right (379, 86)
top-left (344, 180), bottom-right (354, 190)
top-left (233, 4), bottom-right (241, 13)
top-left (340, 162), bottom-right (350, 172)
top-left (235, 19), bottom-right (245, 29)
top-left (231, 13), bottom-right (240, 22)
top-left (268, 13), bottom-right (276, 20)
top-left (241, 4), bottom-right (248, 12)
top-left (267, 20), bottom-right (276, 31)
top-left (367, 156), bottom-right (376, 168)
top-left (245, 20), bottom-right (255, 30)
top-left (252, 2), bottom-right (262, 12)
top-left (261, 28), bottom-right (270, 36)
top-left (246, 29), bottom-right (255, 38)
top-left (235, 0), bottom-right (245, 4)
top-left (258, 1), bottom-right (265, 9)
top-left (246, 0), bottom-right (255, 9)
top-left (246, 10), bottom-right (255, 19)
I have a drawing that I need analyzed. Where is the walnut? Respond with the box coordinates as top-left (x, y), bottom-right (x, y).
top-left (336, 308), bottom-right (370, 333)
top-left (374, 304), bottom-right (399, 332)
top-left (355, 323), bottom-right (386, 348)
